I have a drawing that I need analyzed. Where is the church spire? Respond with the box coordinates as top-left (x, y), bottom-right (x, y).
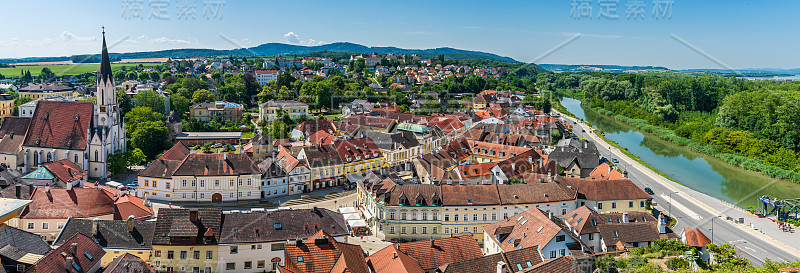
top-left (99, 27), bottom-right (113, 83)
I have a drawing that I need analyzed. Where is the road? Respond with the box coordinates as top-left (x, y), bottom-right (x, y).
top-left (555, 110), bottom-right (800, 266)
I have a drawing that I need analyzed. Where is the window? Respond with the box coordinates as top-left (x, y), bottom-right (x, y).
top-left (17, 265), bottom-right (25, 272)
top-left (247, 178), bottom-right (252, 186)
top-left (612, 202), bottom-right (617, 209)
top-left (556, 235), bottom-right (566, 242)
top-left (588, 233), bottom-right (594, 240)
top-left (226, 263), bottom-right (235, 270)
top-left (401, 212), bottom-right (407, 220)
top-left (422, 227), bottom-right (427, 234)
top-left (412, 227), bottom-right (417, 234)
top-left (422, 212), bottom-right (428, 220)
top-left (180, 251), bottom-right (187, 259)
top-left (473, 214), bottom-right (478, 221)
top-left (182, 180), bottom-right (187, 187)
top-left (41, 223), bottom-right (48, 230)
top-left (598, 202), bottom-right (603, 209)
top-left (560, 249), bottom-right (566, 256)
top-left (166, 182), bottom-right (170, 189)
top-left (494, 213), bottom-right (499, 221)
top-left (230, 246), bottom-right (238, 254)
top-left (229, 179), bottom-right (234, 186)
top-left (193, 251), bottom-right (200, 259)
top-left (550, 251), bottom-right (557, 259)
top-left (401, 227), bottom-right (407, 234)
top-left (473, 227), bottom-right (478, 234)
top-left (641, 200), bottom-right (646, 207)
top-left (215, 180), bottom-right (220, 187)
top-left (244, 261), bottom-right (252, 269)
top-left (154, 250), bottom-right (161, 257)
top-left (191, 180), bottom-right (196, 187)
top-left (444, 227), bottom-right (450, 234)
top-left (433, 227), bottom-right (438, 234)
top-left (390, 227), bottom-right (395, 234)
top-left (238, 179), bottom-right (243, 186)
top-left (153, 181), bottom-right (158, 188)
top-left (257, 260), bottom-right (265, 268)
top-left (206, 251), bottom-right (213, 259)
top-left (454, 227), bottom-right (459, 234)
top-left (144, 180), bottom-right (149, 187)
top-left (454, 214), bottom-right (459, 222)
top-left (629, 201), bottom-right (634, 208)
top-left (432, 213), bottom-right (438, 221)
top-left (199, 180), bottom-right (205, 188)
top-left (167, 251), bottom-right (174, 259)
top-left (444, 214), bottom-right (450, 222)
top-left (389, 211), bottom-right (396, 220)
top-left (483, 214), bottom-right (488, 221)
top-left (271, 243), bottom-right (285, 251)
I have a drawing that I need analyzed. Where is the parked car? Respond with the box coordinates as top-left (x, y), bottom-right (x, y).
top-left (612, 158), bottom-right (619, 163)
top-left (644, 187), bottom-right (655, 195)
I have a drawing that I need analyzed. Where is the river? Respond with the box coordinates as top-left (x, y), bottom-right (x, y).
top-left (561, 97), bottom-right (800, 208)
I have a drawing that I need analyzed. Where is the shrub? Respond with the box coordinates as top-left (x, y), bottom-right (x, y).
top-left (666, 257), bottom-right (690, 270)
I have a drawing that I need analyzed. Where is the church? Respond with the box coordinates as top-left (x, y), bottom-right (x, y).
top-left (16, 30), bottom-right (126, 179)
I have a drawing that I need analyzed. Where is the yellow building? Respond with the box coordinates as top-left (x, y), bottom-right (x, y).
top-left (53, 218), bottom-right (154, 266)
top-left (0, 94), bottom-right (14, 119)
top-left (336, 138), bottom-right (384, 176)
top-left (259, 100), bottom-right (308, 122)
top-left (0, 198), bottom-right (31, 228)
top-left (297, 144), bottom-right (345, 190)
top-left (568, 177), bottom-right (653, 214)
top-left (17, 83), bottom-right (78, 100)
top-left (189, 101), bottom-right (244, 123)
top-left (151, 208), bottom-right (222, 273)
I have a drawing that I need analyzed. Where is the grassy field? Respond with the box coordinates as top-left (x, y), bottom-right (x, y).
top-left (0, 63), bottom-right (161, 77)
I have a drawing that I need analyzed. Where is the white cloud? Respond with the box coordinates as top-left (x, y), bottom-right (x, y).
top-left (60, 31), bottom-right (97, 42)
top-left (283, 32), bottom-right (324, 46)
top-left (149, 36), bottom-right (192, 45)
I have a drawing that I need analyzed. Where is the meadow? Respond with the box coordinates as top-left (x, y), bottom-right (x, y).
top-left (0, 63), bottom-right (161, 77)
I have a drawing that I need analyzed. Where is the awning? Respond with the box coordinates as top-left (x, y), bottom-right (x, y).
top-left (346, 173), bottom-right (364, 183)
top-left (362, 209), bottom-right (373, 220)
top-left (347, 219), bottom-right (367, 228)
top-left (338, 207), bottom-right (358, 215)
top-left (343, 213), bottom-right (361, 221)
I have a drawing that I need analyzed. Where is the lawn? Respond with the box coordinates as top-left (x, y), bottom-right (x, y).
top-left (0, 63), bottom-right (161, 77)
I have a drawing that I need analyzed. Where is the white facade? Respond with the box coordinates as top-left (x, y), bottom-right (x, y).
top-left (255, 70), bottom-right (279, 86)
top-left (286, 165), bottom-right (309, 194)
top-left (217, 235), bottom-right (346, 273)
top-left (171, 174), bottom-right (262, 202)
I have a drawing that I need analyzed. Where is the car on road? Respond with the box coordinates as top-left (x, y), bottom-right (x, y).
top-left (211, 143), bottom-right (224, 148)
top-left (611, 158), bottom-right (619, 163)
top-left (581, 129), bottom-right (585, 132)
top-left (644, 187), bottom-right (654, 195)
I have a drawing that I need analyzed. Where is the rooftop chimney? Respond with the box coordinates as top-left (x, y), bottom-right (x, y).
top-left (392, 252), bottom-right (398, 259)
top-left (496, 261), bottom-right (507, 273)
top-left (547, 211), bottom-right (553, 220)
top-left (15, 184), bottom-right (21, 199)
top-left (92, 218), bottom-right (99, 237)
top-left (127, 215), bottom-right (135, 232)
top-left (65, 256), bottom-right (73, 272)
top-left (430, 240), bottom-right (435, 248)
top-left (190, 209), bottom-right (199, 221)
top-left (623, 212), bottom-right (629, 223)
top-left (70, 242), bottom-right (78, 257)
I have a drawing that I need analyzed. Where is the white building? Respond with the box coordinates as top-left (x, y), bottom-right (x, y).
top-left (254, 70), bottom-right (279, 86)
top-left (483, 207), bottom-right (589, 260)
top-left (259, 157), bottom-right (289, 199)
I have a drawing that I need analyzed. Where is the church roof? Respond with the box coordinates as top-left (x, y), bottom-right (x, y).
top-left (23, 101), bottom-right (93, 150)
top-left (99, 30), bottom-right (113, 83)
top-left (167, 111), bottom-right (182, 123)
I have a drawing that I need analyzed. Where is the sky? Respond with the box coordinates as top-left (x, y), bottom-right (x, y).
top-left (1, 0), bottom-right (797, 70)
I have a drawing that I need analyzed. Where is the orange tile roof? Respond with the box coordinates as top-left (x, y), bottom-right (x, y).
top-left (283, 230), bottom-right (369, 273)
top-left (588, 163), bottom-right (625, 180)
top-left (395, 235), bottom-right (483, 270)
top-left (367, 245), bottom-right (424, 273)
top-left (683, 227), bottom-right (711, 247)
top-left (457, 162), bottom-right (496, 177)
top-left (482, 208), bottom-right (568, 253)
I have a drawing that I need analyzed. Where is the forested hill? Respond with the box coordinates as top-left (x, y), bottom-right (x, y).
top-left (0, 42), bottom-right (516, 63)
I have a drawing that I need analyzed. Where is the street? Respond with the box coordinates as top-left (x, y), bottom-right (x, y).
top-left (556, 110), bottom-right (800, 266)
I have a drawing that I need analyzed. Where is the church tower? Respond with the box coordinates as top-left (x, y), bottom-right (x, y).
top-left (95, 28), bottom-right (117, 128)
top-left (89, 28), bottom-right (126, 179)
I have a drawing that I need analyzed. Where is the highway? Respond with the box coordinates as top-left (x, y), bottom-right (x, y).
top-left (555, 110), bottom-right (800, 266)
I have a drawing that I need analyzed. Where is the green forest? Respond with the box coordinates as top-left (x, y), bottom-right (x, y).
top-left (549, 72), bottom-right (800, 183)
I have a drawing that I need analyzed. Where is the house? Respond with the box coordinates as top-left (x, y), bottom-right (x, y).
top-left (28, 233), bottom-right (105, 273)
top-left (307, 130), bottom-right (338, 146)
top-left (340, 100), bottom-right (373, 118)
top-left (0, 225), bottom-right (51, 273)
top-left (297, 145), bottom-right (344, 190)
top-left (0, 94), bottom-right (13, 119)
top-left (189, 101), bottom-right (244, 123)
top-left (588, 163), bottom-right (625, 180)
top-left (361, 130), bottom-right (421, 169)
top-left (563, 206), bottom-right (664, 252)
top-left (248, 133), bottom-right (272, 162)
top-left (150, 209), bottom-right (222, 273)
top-left (255, 70), bottom-right (279, 86)
top-left (14, 186), bottom-right (151, 241)
top-left (278, 230), bottom-right (369, 273)
top-left (342, 115), bottom-right (397, 133)
top-left (365, 243), bottom-right (424, 273)
top-left (483, 207), bottom-right (591, 263)
top-left (0, 117), bottom-right (31, 172)
top-left (275, 146), bottom-right (310, 194)
top-left (566, 177), bottom-right (652, 213)
top-left (334, 137), bottom-right (383, 177)
top-left (291, 119), bottom-right (335, 140)
top-left (681, 227), bottom-right (712, 264)
top-left (547, 145), bottom-right (599, 178)
top-left (53, 218), bottom-right (155, 266)
top-left (20, 159), bottom-right (87, 188)
top-left (0, 83), bottom-right (17, 93)
top-left (103, 253), bottom-right (155, 273)
top-left (391, 235), bottom-right (483, 273)
top-left (259, 157), bottom-right (289, 199)
top-left (218, 208), bottom-right (349, 272)
top-left (259, 100), bottom-right (309, 122)
top-left (17, 83), bottom-right (77, 100)
top-left (438, 246), bottom-right (544, 273)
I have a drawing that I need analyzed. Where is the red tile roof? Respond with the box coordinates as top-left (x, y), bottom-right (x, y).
top-left (588, 163), bottom-right (625, 180)
top-left (366, 245), bottom-right (424, 273)
top-left (564, 177), bottom-right (652, 201)
top-left (23, 101), bottom-right (93, 150)
top-left (683, 227), bottom-right (711, 247)
top-left (440, 184), bottom-right (500, 206)
top-left (342, 115), bottom-right (395, 130)
top-left (483, 208), bottom-right (569, 253)
top-left (333, 137), bottom-right (382, 163)
top-left (172, 153), bottom-right (260, 176)
top-left (159, 142), bottom-right (190, 161)
top-left (22, 187), bottom-right (116, 219)
top-left (457, 162), bottom-right (495, 177)
top-left (283, 230), bottom-right (369, 273)
top-left (42, 159), bottom-right (87, 184)
top-left (308, 130), bottom-right (337, 146)
top-left (0, 116), bottom-right (31, 155)
top-left (395, 235), bottom-right (483, 270)
top-left (295, 119), bottom-right (335, 137)
top-left (31, 233), bottom-right (105, 273)
top-left (522, 256), bottom-right (578, 273)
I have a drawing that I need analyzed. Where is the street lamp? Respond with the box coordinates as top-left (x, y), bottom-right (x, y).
top-left (710, 215), bottom-right (722, 245)
top-left (668, 191), bottom-right (679, 219)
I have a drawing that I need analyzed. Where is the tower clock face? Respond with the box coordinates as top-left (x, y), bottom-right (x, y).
top-left (101, 117), bottom-right (106, 123)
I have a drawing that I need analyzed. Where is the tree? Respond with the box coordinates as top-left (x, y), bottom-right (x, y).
top-left (130, 121), bottom-right (170, 159)
top-left (124, 106), bottom-right (163, 136)
top-left (125, 71), bottom-right (137, 80)
top-left (138, 72), bottom-right (150, 81)
top-left (133, 90), bottom-right (167, 115)
top-left (116, 90), bottom-right (133, 117)
top-left (40, 67), bottom-right (55, 81)
top-left (170, 94), bottom-right (191, 118)
top-left (437, 53), bottom-right (445, 63)
top-left (107, 151), bottom-right (128, 175)
top-left (192, 89), bottom-right (216, 104)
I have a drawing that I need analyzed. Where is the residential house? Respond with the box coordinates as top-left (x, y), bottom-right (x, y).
top-left (483, 208), bottom-right (591, 262)
top-left (291, 119), bottom-right (335, 141)
top-left (0, 117), bottom-right (31, 172)
top-left (0, 94), bottom-right (13, 119)
top-left (259, 157), bottom-right (289, 199)
top-left (342, 115), bottom-right (397, 133)
top-left (361, 130), bottom-right (422, 169)
top-left (53, 218), bottom-right (155, 266)
top-left (255, 70), bottom-right (279, 86)
top-left (390, 235), bottom-right (483, 273)
top-left (563, 206), bottom-right (663, 253)
top-left (548, 144), bottom-right (599, 178)
top-left (278, 230), bottom-right (369, 273)
top-left (297, 144), bottom-right (344, 190)
top-left (681, 227), bottom-right (713, 264)
top-left (259, 100), bottom-right (309, 122)
top-left (566, 177), bottom-right (652, 213)
top-left (218, 208), bottom-right (349, 272)
top-left (334, 138), bottom-right (383, 177)
top-left (275, 146), bottom-right (310, 194)
top-left (14, 186), bottom-right (151, 241)
top-left (20, 159), bottom-right (87, 188)
top-left (0, 225), bottom-right (50, 273)
top-left (365, 243), bottom-right (424, 273)
top-left (103, 253), bottom-right (155, 273)
top-left (340, 100), bottom-right (373, 118)
top-left (189, 101), bottom-right (244, 123)
top-left (17, 83), bottom-right (77, 100)
top-left (150, 209), bottom-right (222, 273)
top-left (438, 246), bottom-right (545, 273)
top-left (28, 233), bottom-right (105, 273)
top-left (248, 133), bottom-right (272, 162)
top-left (135, 142), bottom-right (190, 201)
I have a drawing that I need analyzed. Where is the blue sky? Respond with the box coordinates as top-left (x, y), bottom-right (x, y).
top-left (1, 0), bottom-right (797, 69)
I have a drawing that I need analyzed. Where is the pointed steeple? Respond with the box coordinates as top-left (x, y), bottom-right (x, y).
top-left (99, 27), bottom-right (113, 83)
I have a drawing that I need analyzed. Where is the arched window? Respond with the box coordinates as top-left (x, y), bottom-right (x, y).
top-left (74, 154), bottom-right (79, 163)
top-left (33, 152), bottom-right (38, 165)
top-left (95, 151), bottom-right (99, 161)
top-left (46, 152), bottom-right (51, 162)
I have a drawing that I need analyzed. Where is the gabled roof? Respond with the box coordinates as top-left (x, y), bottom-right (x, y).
top-left (283, 230), bottom-right (369, 273)
top-left (366, 244), bottom-right (424, 273)
top-left (342, 115), bottom-right (395, 130)
top-left (395, 235), bottom-right (483, 270)
top-left (683, 227), bottom-right (711, 247)
top-left (0, 226), bottom-right (51, 256)
top-left (219, 208), bottom-right (348, 244)
top-left (496, 174), bottom-right (577, 205)
top-left (308, 130), bottom-right (337, 146)
top-left (565, 177), bottom-right (652, 201)
top-left (21, 187), bottom-right (116, 219)
top-left (138, 159), bottom-right (183, 179)
top-left (54, 218), bottom-right (156, 249)
top-left (152, 208), bottom-right (223, 245)
top-left (440, 185), bottom-right (500, 206)
top-left (23, 101), bottom-right (93, 150)
top-left (588, 163), bottom-right (625, 180)
top-left (333, 137), bottom-right (382, 163)
top-left (483, 208), bottom-right (573, 253)
top-left (259, 157), bottom-right (287, 179)
top-left (172, 153), bottom-right (260, 176)
top-left (260, 100), bottom-right (307, 108)
top-left (0, 116), bottom-right (31, 155)
top-left (30, 233), bottom-right (105, 273)
top-left (302, 145), bottom-right (343, 168)
top-left (41, 159), bottom-right (86, 184)
top-left (521, 255), bottom-right (579, 273)
top-left (159, 142), bottom-right (190, 161)
top-left (103, 253), bottom-right (155, 273)
top-left (439, 246), bottom-right (543, 273)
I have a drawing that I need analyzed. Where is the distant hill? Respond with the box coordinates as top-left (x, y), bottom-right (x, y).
top-left (238, 42), bottom-right (517, 62)
top-left (0, 42), bottom-right (517, 64)
top-left (540, 64), bottom-right (671, 72)
top-left (682, 68), bottom-right (800, 77)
